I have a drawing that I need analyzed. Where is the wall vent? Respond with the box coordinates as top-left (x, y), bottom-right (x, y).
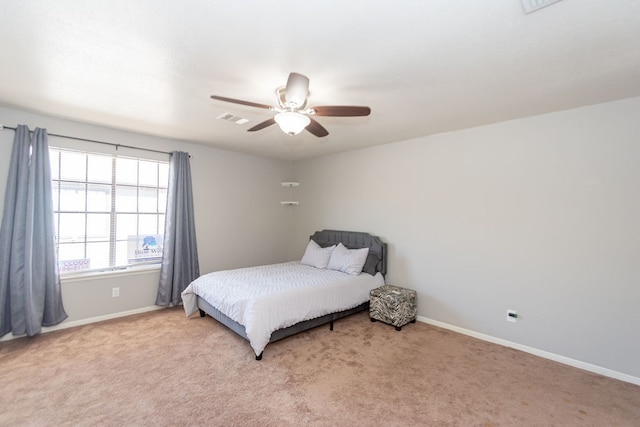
top-left (217, 112), bottom-right (249, 125)
top-left (521, 0), bottom-right (563, 14)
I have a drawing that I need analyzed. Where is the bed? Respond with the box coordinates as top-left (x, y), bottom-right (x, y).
top-left (182, 230), bottom-right (387, 360)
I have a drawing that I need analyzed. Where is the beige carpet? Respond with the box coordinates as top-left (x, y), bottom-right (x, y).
top-left (1, 307), bottom-right (638, 426)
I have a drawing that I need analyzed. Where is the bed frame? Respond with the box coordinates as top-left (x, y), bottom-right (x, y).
top-left (197, 229), bottom-right (387, 360)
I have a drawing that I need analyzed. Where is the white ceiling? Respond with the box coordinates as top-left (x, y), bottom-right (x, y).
top-left (1, 1), bottom-right (639, 160)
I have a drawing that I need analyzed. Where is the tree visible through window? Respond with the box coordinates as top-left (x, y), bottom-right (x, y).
top-left (50, 148), bottom-right (169, 275)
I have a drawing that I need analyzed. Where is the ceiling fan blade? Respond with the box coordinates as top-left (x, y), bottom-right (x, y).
top-left (284, 72), bottom-right (310, 108)
top-left (312, 106), bottom-right (371, 117)
top-left (305, 117), bottom-right (329, 138)
top-left (247, 118), bottom-right (276, 132)
top-left (210, 95), bottom-right (272, 110)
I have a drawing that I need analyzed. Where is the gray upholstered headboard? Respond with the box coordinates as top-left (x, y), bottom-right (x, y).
top-left (309, 229), bottom-right (387, 277)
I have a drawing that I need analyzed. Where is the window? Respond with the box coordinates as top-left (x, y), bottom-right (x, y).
top-left (50, 148), bottom-right (169, 275)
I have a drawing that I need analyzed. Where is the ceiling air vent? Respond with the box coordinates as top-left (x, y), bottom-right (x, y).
top-left (521, 0), bottom-right (563, 14)
top-left (217, 112), bottom-right (249, 125)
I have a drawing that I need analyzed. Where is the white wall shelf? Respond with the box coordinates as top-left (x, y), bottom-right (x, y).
top-left (281, 181), bottom-right (299, 205)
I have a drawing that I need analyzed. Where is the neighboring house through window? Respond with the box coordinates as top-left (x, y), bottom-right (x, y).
top-left (49, 147), bottom-right (169, 275)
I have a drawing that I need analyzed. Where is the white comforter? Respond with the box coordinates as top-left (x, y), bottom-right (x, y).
top-left (182, 261), bottom-right (385, 356)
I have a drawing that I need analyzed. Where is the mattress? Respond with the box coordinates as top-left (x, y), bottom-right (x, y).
top-left (182, 261), bottom-right (385, 356)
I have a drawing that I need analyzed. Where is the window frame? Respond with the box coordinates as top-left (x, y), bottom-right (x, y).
top-left (49, 146), bottom-right (169, 277)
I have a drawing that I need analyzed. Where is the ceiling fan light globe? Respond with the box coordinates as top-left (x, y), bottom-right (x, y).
top-left (274, 112), bottom-right (310, 136)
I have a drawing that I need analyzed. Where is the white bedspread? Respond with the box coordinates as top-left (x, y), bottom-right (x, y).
top-left (182, 261), bottom-right (384, 356)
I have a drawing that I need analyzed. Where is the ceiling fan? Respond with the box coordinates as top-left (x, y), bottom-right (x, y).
top-left (210, 72), bottom-right (371, 137)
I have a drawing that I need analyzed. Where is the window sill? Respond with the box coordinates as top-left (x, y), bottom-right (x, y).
top-left (60, 264), bottom-right (161, 283)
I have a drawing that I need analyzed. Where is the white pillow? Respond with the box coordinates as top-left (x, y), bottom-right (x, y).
top-left (327, 242), bottom-right (370, 276)
top-left (300, 240), bottom-right (335, 269)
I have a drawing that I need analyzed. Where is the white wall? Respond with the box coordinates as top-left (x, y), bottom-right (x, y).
top-left (0, 105), bottom-right (293, 324)
top-left (292, 97), bottom-right (640, 379)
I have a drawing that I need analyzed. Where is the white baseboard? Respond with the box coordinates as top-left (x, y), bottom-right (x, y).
top-left (0, 305), bottom-right (165, 342)
top-left (417, 315), bottom-right (640, 387)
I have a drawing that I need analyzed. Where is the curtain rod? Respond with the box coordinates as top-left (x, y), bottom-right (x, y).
top-left (1, 124), bottom-right (174, 156)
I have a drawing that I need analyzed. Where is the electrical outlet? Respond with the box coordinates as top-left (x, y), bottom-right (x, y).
top-left (506, 309), bottom-right (518, 323)
top-left (112, 287), bottom-right (120, 298)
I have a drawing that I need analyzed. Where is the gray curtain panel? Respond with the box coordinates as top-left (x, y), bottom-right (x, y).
top-left (156, 151), bottom-right (199, 306)
top-left (0, 125), bottom-right (67, 337)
